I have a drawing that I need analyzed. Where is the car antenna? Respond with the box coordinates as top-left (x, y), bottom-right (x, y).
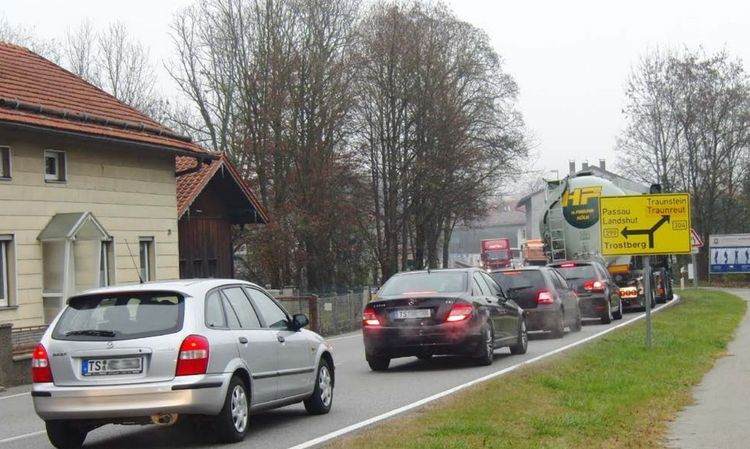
top-left (124, 238), bottom-right (144, 284)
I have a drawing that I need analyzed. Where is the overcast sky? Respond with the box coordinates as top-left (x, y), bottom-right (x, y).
top-left (2, 0), bottom-right (750, 184)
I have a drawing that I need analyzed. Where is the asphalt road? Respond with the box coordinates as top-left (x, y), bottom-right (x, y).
top-left (0, 302), bottom-right (674, 449)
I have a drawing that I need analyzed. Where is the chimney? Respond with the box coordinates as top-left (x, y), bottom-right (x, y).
top-left (599, 159), bottom-right (606, 170)
top-left (569, 160), bottom-right (575, 175)
top-left (582, 160), bottom-right (589, 170)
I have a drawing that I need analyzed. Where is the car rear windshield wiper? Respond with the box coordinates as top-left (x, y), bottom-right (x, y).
top-left (65, 329), bottom-right (117, 337)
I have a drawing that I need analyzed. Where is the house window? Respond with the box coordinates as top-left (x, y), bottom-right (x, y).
top-left (139, 237), bottom-right (155, 282)
top-left (0, 146), bottom-right (10, 179)
top-left (99, 240), bottom-right (115, 287)
top-left (44, 149), bottom-right (66, 182)
top-left (0, 236), bottom-right (14, 307)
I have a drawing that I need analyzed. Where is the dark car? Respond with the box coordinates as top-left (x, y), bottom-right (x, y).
top-left (549, 260), bottom-right (622, 324)
top-left (362, 268), bottom-right (528, 371)
top-left (490, 266), bottom-right (581, 338)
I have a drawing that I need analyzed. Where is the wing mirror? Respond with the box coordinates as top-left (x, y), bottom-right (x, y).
top-left (505, 290), bottom-right (520, 301)
top-left (292, 313), bottom-right (309, 330)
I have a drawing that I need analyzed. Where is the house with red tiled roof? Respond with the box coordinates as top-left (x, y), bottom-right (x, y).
top-left (0, 42), bottom-right (233, 326)
top-left (176, 153), bottom-right (268, 278)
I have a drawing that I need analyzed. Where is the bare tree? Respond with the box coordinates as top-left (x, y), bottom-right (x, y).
top-left (65, 20), bottom-right (99, 84)
top-left (617, 48), bottom-right (750, 278)
top-left (0, 15), bottom-right (62, 63)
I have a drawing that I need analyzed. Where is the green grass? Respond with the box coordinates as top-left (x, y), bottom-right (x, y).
top-left (325, 289), bottom-right (746, 449)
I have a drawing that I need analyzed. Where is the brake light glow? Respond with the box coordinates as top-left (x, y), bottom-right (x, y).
top-left (445, 303), bottom-right (474, 322)
top-left (362, 308), bottom-right (381, 327)
top-left (583, 280), bottom-right (605, 293)
top-left (175, 335), bottom-right (210, 376)
top-left (31, 344), bottom-right (53, 383)
top-left (560, 263), bottom-right (576, 268)
top-left (536, 290), bottom-right (555, 304)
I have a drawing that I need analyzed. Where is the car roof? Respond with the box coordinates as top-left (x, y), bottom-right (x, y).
top-left (69, 279), bottom-right (261, 299)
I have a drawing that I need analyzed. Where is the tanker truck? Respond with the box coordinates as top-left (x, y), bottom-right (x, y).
top-left (539, 172), bottom-right (674, 310)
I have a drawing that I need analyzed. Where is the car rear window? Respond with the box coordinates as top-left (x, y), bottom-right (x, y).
top-left (490, 270), bottom-right (545, 292)
top-left (554, 264), bottom-right (597, 280)
top-left (379, 272), bottom-right (467, 296)
top-left (52, 292), bottom-right (184, 341)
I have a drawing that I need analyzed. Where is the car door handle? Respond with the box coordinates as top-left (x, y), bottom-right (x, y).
top-left (277, 335), bottom-right (285, 343)
top-left (238, 337), bottom-right (248, 344)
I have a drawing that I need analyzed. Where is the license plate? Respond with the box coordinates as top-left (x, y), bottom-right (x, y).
top-left (82, 357), bottom-right (143, 376)
top-left (393, 309), bottom-right (431, 320)
top-left (620, 288), bottom-right (638, 299)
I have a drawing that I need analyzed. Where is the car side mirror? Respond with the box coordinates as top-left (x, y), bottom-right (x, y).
top-left (506, 290), bottom-right (520, 301)
top-left (292, 313), bottom-right (309, 330)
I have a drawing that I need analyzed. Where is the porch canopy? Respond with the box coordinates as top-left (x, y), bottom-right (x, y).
top-left (38, 212), bottom-right (111, 323)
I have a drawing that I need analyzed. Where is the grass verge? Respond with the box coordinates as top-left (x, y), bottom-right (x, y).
top-left (324, 289), bottom-right (746, 449)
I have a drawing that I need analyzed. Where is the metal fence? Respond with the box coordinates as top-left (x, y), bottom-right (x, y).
top-left (276, 289), bottom-right (370, 337)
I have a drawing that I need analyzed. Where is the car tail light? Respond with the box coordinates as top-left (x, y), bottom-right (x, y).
top-left (583, 280), bottom-right (605, 293)
top-left (445, 303), bottom-right (474, 322)
top-left (536, 290), bottom-right (555, 304)
top-left (176, 335), bottom-right (209, 376)
top-left (560, 263), bottom-right (576, 268)
top-left (31, 344), bottom-right (53, 383)
top-left (362, 308), bottom-right (381, 327)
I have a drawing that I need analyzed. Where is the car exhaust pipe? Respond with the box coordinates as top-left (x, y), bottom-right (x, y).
top-left (150, 413), bottom-right (179, 426)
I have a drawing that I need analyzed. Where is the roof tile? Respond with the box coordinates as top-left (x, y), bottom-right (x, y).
top-left (0, 42), bottom-right (204, 155)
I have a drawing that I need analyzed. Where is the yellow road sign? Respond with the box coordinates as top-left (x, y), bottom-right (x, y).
top-left (599, 193), bottom-right (692, 256)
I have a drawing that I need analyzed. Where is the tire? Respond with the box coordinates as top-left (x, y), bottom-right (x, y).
top-left (600, 301), bottom-right (612, 324)
top-left (612, 297), bottom-right (623, 320)
top-left (213, 376), bottom-right (250, 443)
top-left (367, 355), bottom-right (390, 371)
top-left (45, 421), bottom-right (87, 449)
top-left (550, 310), bottom-right (565, 338)
top-left (570, 308), bottom-right (582, 332)
top-left (510, 319), bottom-right (528, 355)
top-left (473, 322), bottom-right (494, 366)
top-left (304, 358), bottom-right (334, 415)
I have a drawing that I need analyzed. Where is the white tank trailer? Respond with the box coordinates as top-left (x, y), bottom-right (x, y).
top-left (540, 173), bottom-right (674, 308)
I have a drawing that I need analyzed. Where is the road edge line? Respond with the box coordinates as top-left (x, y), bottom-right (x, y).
top-left (286, 297), bottom-right (681, 449)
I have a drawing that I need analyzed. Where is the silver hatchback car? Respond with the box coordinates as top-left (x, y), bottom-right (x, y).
top-left (32, 279), bottom-right (334, 449)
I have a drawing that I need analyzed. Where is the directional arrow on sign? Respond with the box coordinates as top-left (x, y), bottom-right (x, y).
top-left (621, 215), bottom-right (670, 248)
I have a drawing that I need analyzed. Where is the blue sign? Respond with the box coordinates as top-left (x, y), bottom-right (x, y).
top-left (709, 246), bottom-right (750, 273)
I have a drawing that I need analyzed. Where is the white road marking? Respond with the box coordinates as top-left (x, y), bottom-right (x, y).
top-left (326, 332), bottom-right (362, 342)
top-left (287, 299), bottom-right (680, 449)
top-left (0, 430), bottom-right (45, 445)
top-left (0, 392), bottom-right (29, 400)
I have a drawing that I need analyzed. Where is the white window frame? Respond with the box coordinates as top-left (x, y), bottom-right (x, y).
top-left (0, 235), bottom-right (14, 308)
top-left (139, 237), bottom-right (155, 282)
top-left (44, 149), bottom-right (67, 182)
top-left (0, 146), bottom-right (11, 180)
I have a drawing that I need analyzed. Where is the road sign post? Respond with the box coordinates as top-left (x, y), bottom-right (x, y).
top-left (599, 193), bottom-right (691, 349)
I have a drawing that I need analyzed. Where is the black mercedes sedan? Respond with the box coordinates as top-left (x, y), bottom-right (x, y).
top-left (362, 268), bottom-right (528, 371)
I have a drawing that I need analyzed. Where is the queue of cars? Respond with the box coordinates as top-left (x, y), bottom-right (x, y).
top-left (363, 261), bottom-right (629, 371)
top-left (30, 262), bottom-right (629, 448)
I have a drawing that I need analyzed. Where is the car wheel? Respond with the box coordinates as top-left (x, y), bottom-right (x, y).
top-left (45, 420), bottom-right (87, 449)
top-left (473, 321), bottom-right (494, 366)
top-left (304, 358), bottom-right (334, 415)
top-left (550, 310), bottom-right (565, 338)
top-left (213, 376), bottom-right (249, 443)
top-left (613, 297), bottom-right (623, 320)
top-left (600, 301), bottom-right (612, 324)
top-left (570, 308), bottom-right (582, 332)
top-left (510, 319), bottom-right (528, 355)
top-left (367, 355), bottom-right (390, 371)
